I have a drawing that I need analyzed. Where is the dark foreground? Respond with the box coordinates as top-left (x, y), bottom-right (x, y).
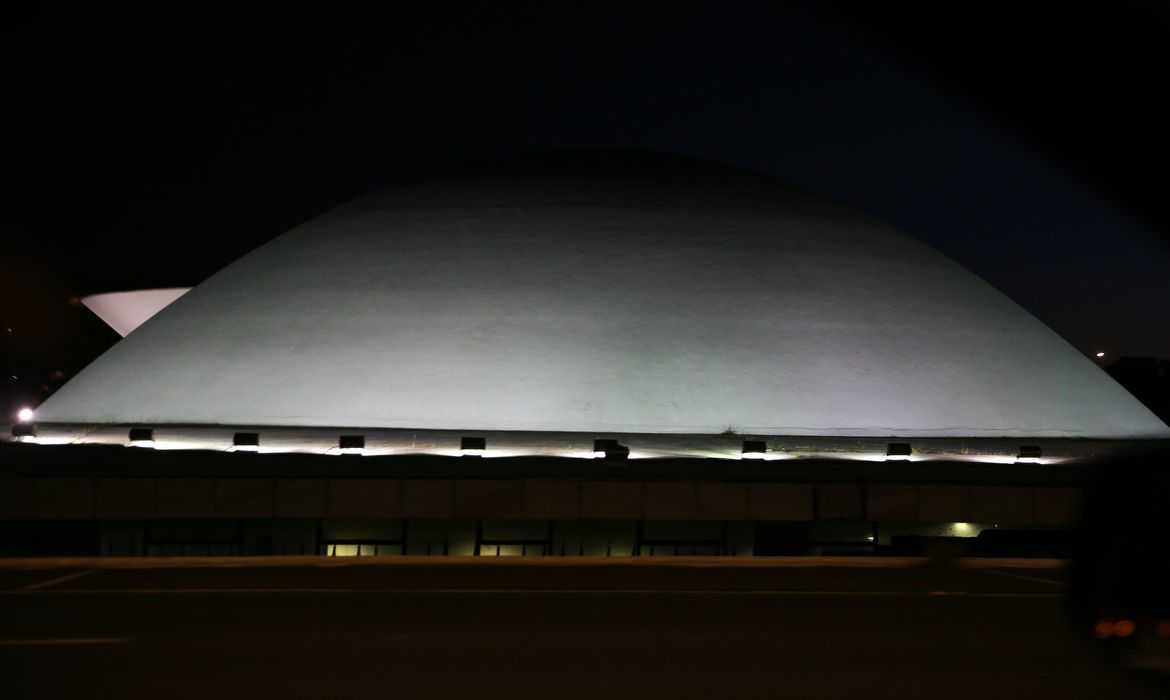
top-left (0, 558), bottom-right (1160, 699)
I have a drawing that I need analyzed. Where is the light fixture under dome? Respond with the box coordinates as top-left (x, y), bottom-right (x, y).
top-left (11, 423), bottom-right (35, 439)
top-left (593, 439), bottom-right (629, 460)
top-left (16, 407), bottom-right (35, 423)
top-left (886, 443), bottom-right (912, 461)
top-left (339, 434), bottom-right (366, 456)
top-left (1016, 445), bottom-right (1042, 464)
top-left (741, 440), bottom-right (767, 459)
top-left (231, 432), bottom-right (261, 452)
top-left (460, 436), bottom-right (486, 457)
top-left (127, 427), bottom-right (155, 448)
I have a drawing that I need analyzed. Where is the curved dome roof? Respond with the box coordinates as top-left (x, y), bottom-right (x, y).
top-left (35, 153), bottom-right (1169, 439)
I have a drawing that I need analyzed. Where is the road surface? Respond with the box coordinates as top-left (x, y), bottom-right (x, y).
top-left (0, 557), bottom-right (1160, 699)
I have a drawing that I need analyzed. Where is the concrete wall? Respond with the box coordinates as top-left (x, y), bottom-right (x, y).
top-left (0, 478), bottom-right (1083, 526)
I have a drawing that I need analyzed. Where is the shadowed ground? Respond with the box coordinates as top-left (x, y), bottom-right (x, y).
top-left (0, 558), bottom-right (1160, 699)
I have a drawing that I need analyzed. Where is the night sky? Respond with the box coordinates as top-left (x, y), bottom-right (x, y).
top-left (4, 3), bottom-right (1169, 419)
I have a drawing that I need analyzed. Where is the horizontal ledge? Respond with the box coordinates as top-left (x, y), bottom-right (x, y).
top-left (0, 554), bottom-right (1067, 571)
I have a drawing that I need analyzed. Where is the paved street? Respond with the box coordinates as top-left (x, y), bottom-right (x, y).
top-left (0, 558), bottom-right (1159, 699)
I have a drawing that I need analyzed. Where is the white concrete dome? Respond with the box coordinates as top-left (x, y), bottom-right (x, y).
top-left (34, 153), bottom-right (1170, 440)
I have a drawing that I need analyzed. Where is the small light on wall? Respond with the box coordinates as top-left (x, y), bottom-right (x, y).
top-left (460, 436), bottom-right (486, 457)
top-left (16, 407), bottom-right (35, 423)
top-left (339, 434), bottom-right (365, 456)
top-left (593, 439), bottom-right (629, 460)
top-left (741, 440), bottom-right (767, 459)
top-left (231, 432), bottom-right (260, 452)
top-left (952, 522), bottom-right (977, 537)
top-left (127, 427), bottom-right (155, 448)
top-left (1016, 445), bottom-right (1042, 464)
top-left (1095, 351), bottom-right (1106, 358)
top-left (885, 443), bottom-right (912, 461)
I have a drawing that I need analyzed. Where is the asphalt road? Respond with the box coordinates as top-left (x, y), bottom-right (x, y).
top-left (0, 559), bottom-right (1160, 699)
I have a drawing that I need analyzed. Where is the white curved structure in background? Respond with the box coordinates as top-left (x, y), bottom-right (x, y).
top-left (81, 288), bottom-right (191, 337)
top-left (34, 157), bottom-right (1170, 442)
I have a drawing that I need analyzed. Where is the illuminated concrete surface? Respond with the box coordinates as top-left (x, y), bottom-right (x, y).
top-left (79, 288), bottom-right (190, 337)
top-left (35, 160), bottom-right (1169, 441)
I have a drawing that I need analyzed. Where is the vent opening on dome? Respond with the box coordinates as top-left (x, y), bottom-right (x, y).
top-left (886, 443), bottom-right (912, 461)
top-left (593, 439), bottom-right (629, 460)
top-left (232, 432), bottom-right (260, 452)
top-left (339, 435), bottom-right (366, 456)
top-left (741, 440), bottom-right (767, 459)
top-left (1017, 445), bottom-right (1043, 464)
top-left (461, 436), bottom-right (487, 457)
top-left (128, 427), bottom-right (154, 448)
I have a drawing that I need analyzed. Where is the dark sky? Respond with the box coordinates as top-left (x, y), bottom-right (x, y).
top-left (3, 3), bottom-right (1169, 418)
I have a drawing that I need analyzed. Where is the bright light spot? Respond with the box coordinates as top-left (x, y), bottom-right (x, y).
top-left (339, 446), bottom-right (366, 456)
top-left (866, 536), bottom-right (875, 542)
top-left (20, 436), bottom-right (73, 445)
top-left (150, 441), bottom-right (201, 451)
top-left (759, 452), bottom-right (796, 461)
top-left (1095, 351), bottom-right (1105, 358)
top-left (961, 454), bottom-right (1019, 465)
top-left (952, 522), bottom-right (976, 536)
top-left (228, 444), bottom-right (261, 453)
top-left (128, 439), bottom-right (155, 448)
top-left (460, 447), bottom-right (486, 457)
top-left (1015, 456), bottom-right (1042, 464)
top-left (16, 407), bottom-right (35, 423)
top-left (592, 450), bottom-right (608, 459)
top-left (741, 451), bottom-right (766, 460)
top-left (555, 450), bottom-right (601, 459)
top-left (1094, 620), bottom-right (1114, 639)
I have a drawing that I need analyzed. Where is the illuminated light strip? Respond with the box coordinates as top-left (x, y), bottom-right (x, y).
top-left (19, 436), bottom-right (72, 445)
top-left (12, 428), bottom-right (1079, 464)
